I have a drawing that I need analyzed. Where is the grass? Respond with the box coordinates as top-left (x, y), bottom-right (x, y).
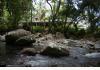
top-left (32, 26), bottom-right (45, 33)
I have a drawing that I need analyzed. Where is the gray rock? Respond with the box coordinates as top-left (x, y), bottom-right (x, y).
top-left (15, 34), bottom-right (36, 46)
top-left (94, 41), bottom-right (100, 51)
top-left (41, 46), bottom-right (69, 57)
top-left (33, 38), bottom-right (70, 57)
top-left (5, 29), bottom-right (32, 45)
top-left (20, 48), bottom-right (37, 56)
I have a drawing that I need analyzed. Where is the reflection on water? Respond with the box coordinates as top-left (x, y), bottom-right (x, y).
top-left (0, 41), bottom-right (86, 67)
top-left (0, 41), bottom-right (96, 67)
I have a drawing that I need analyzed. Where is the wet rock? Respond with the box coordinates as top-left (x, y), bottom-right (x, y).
top-left (41, 46), bottom-right (69, 57)
top-left (20, 48), bottom-right (37, 56)
top-left (33, 38), bottom-right (70, 57)
top-left (68, 40), bottom-right (83, 47)
top-left (5, 29), bottom-right (32, 45)
top-left (15, 34), bottom-right (36, 46)
top-left (94, 41), bottom-right (100, 51)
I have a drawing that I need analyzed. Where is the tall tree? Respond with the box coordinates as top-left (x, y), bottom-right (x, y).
top-left (79, 0), bottom-right (100, 33)
top-left (5, 0), bottom-right (33, 26)
top-left (46, 0), bottom-right (61, 23)
top-left (0, 0), bottom-right (5, 24)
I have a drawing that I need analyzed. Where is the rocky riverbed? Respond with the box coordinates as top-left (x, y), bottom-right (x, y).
top-left (0, 29), bottom-right (100, 67)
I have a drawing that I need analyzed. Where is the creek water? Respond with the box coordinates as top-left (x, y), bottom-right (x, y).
top-left (0, 41), bottom-right (97, 67)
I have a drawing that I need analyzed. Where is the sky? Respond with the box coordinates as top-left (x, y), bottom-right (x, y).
top-left (32, 0), bottom-right (51, 17)
top-left (32, 0), bottom-right (50, 10)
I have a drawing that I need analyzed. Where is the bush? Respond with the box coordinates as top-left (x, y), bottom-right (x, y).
top-left (64, 26), bottom-right (86, 39)
top-left (0, 23), bottom-right (18, 35)
top-left (32, 26), bottom-right (45, 33)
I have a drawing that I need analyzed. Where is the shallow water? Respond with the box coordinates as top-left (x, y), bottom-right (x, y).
top-left (0, 41), bottom-right (99, 67)
top-left (6, 54), bottom-right (87, 67)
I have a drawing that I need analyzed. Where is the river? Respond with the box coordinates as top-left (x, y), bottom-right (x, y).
top-left (0, 40), bottom-right (100, 67)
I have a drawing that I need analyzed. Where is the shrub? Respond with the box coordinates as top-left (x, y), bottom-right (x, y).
top-left (32, 26), bottom-right (45, 33)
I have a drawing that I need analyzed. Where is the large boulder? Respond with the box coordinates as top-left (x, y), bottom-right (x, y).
top-left (31, 37), bottom-right (70, 57)
top-left (32, 39), bottom-right (70, 57)
top-left (40, 46), bottom-right (69, 57)
top-left (15, 34), bottom-right (36, 46)
top-left (5, 29), bottom-right (32, 45)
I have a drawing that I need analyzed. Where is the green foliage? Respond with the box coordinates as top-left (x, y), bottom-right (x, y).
top-left (0, 0), bottom-right (100, 39)
top-left (5, 0), bottom-right (33, 25)
top-left (0, 24), bottom-right (8, 30)
top-left (32, 26), bottom-right (45, 33)
top-left (0, 0), bottom-right (5, 24)
top-left (79, 0), bottom-right (100, 34)
top-left (0, 23), bottom-right (17, 34)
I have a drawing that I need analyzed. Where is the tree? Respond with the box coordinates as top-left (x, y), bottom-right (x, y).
top-left (78, 0), bottom-right (100, 33)
top-left (0, 0), bottom-right (5, 24)
top-left (48, 0), bottom-right (62, 23)
top-left (5, 0), bottom-right (33, 27)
